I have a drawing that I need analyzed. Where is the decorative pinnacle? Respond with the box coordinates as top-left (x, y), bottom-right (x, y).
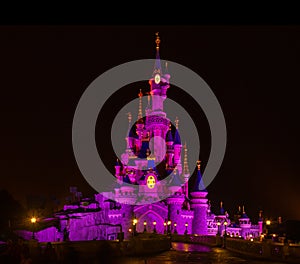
top-left (259, 210), bottom-right (263, 218)
top-left (127, 112), bottom-right (132, 123)
top-left (175, 117), bottom-right (179, 130)
top-left (138, 89), bottom-right (143, 120)
top-left (220, 201), bottom-right (223, 208)
top-left (155, 32), bottom-right (160, 50)
top-left (147, 92), bottom-right (150, 105)
top-left (197, 160), bottom-right (201, 170)
top-left (183, 142), bottom-right (189, 175)
top-left (242, 205), bottom-right (245, 214)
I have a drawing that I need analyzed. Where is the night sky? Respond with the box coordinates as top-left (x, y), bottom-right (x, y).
top-left (1, 25), bottom-right (300, 223)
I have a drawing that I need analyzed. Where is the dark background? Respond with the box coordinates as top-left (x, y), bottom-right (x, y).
top-left (1, 25), bottom-right (300, 223)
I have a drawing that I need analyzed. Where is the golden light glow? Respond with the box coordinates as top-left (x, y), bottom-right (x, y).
top-left (217, 222), bottom-right (221, 226)
top-left (185, 223), bottom-right (188, 227)
top-left (250, 238), bottom-right (254, 242)
top-left (31, 217), bottom-right (37, 224)
top-left (144, 221), bottom-right (147, 226)
top-left (153, 221), bottom-right (157, 226)
top-left (266, 220), bottom-right (271, 225)
top-left (167, 220), bottom-right (171, 225)
top-left (129, 228), bottom-right (132, 232)
top-left (133, 218), bottom-right (138, 225)
top-left (154, 74), bottom-right (160, 84)
top-left (174, 223), bottom-right (177, 227)
top-left (224, 221), bottom-right (228, 226)
top-left (164, 222), bottom-right (167, 226)
top-left (147, 175), bottom-right (156, 189)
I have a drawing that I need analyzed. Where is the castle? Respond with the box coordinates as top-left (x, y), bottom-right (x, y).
top-left (17, 34), bottom-right (263, 242)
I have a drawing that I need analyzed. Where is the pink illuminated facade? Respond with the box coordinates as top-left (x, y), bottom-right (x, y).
top-left (16, 34), bottom-right (262, 242)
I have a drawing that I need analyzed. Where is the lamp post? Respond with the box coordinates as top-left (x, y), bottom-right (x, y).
top-left (133, 216), bottom-right (138, 236)
top-left (153, 221), bottom-right (157, 233)
top-left (266, 220), bottom-right (271, 235)
top-left (167, 220), bottom-right (171, 235)
top-left (164, 222), bottom-right (167, 234)
top-left (217, 221), bottom-right (221, 236)
top-left (223, 221), bottom-right (228, 248)
top-left (224, 221), bottom-right (228, 236)
top-left (144, 221), bottom-right (147, 233)
top-left (31, 217), bottom-right (37, 240)
top-left (174, 222), bottom-right (177, 234)
top-left (184, 222), bottom-right (188, 235)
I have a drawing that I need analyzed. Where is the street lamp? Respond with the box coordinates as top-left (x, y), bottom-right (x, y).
top-left (143, 221), bottom-right (147, 233)
top-left (31, 217), bottom-right (37, 239)
top-left (217, 221), bottom-right (221, 235)
top-left (174, 222), bottom-right (177, 234)
top-left (164, 222), bottom-right (167, 234)
top-left (223, 221), bottom-right (228, 248)
top-left (224, 221), bottom-right (228, 236)
top-left (266, 220), bottom-right (271, 235)
top-left (167, 220), bottom-right (171, 235)
top-left (153, 221), bottom-right (157, 233)
top-left (133, 216), bottom-right (138, 236)
top-left (184, 222), bottom-right (188, 235)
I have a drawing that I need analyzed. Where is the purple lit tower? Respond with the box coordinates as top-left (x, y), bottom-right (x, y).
top-left (16, 34), bottom-right (263, 242)
top-left (191, 161), bottom-right (208, 235)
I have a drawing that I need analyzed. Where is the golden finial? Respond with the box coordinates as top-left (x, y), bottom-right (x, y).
top-left (127, 112), bottom-right (132, 123)
top-left (259, 210), bottom-right (263, 218)
top-left (138, 89), bottom-right (143, 120)
top-left (197, 160), bottom-right (201, 170)
top-left (242, 205), bottom-right (245, 214)
top-left (155, 32), bottom-right (160, 50)
top-left (220, 201), bottom-right (223, 208)
top-left (138, 89), bottom-right (143, 98)
top-left (175, 117), bottom-right (179, 130)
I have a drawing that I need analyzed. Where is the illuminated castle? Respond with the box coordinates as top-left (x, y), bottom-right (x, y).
top-left (17, 34), bottom-right (263, 242)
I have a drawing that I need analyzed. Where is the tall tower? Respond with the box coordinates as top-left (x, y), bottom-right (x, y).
top-left (190, 161), bottom-right (208, 235)
top-left (258, 210), bottom-right (263, 235)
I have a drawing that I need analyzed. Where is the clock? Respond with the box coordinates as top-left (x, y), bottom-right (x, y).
top-left (147, 175), bottom-right (156, 189)
top-left (154, 74), bottom-right (160, 84)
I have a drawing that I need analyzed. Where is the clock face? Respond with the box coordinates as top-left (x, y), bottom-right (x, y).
top-left (154, 74), bottom-right (160, 84)
top-left (147, 175), bottom-right (156, 189)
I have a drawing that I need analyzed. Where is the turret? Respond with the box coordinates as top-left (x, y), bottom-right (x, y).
top-left (166, 168), bottom-right (185, 234)
top-left (173, 117), bottom-right (182, 168)
top-left (115, 159), bottom-right (121, 178)
top-left (165, 123), bottom-right (174, 167)
top-left (239, 206), bottom-right (251, 239)
top-left (190, 161), bottom-right (208, 235)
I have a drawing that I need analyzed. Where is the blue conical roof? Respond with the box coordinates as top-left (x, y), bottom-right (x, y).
top-left (166, 130), bottom-right (173, 142)
top-left (173, 130), bottom-right (181, 145)
top-left (193, 169), bottom-right (207, 192)
top-left (123, 175), bottom-right (131, 184)
top-left (170, 171), bottom-right (183, 187)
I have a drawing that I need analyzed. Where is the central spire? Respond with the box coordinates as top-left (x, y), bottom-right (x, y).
top-left (153, 32), bottom-right (162, 77)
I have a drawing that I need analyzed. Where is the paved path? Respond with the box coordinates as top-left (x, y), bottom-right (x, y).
top-left (116, 242), bottom-right (285, 264)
